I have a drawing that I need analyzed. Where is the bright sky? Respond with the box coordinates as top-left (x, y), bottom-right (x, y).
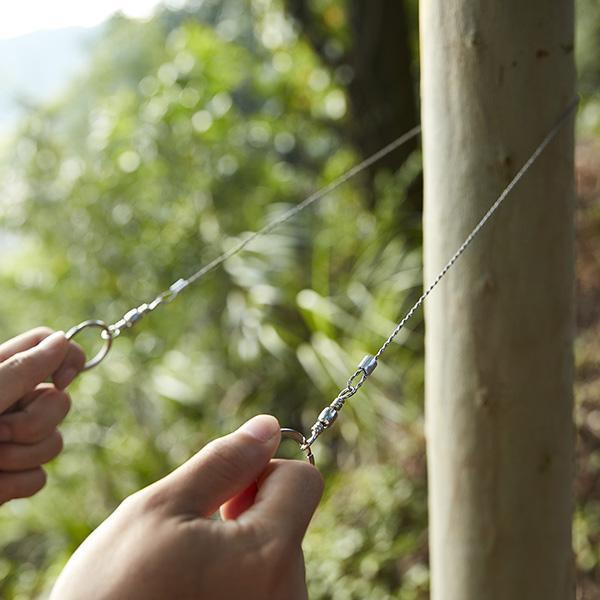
top-left (0, 0), bottom-right (168, 39)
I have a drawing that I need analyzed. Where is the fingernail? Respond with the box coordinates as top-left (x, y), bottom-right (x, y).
top-left (239, 415), bottom-right (279, 443)
top-left (54, 367), bottom-right (77, 390)
top-left (38, 331), bottom-right (66, 350)
top-left (0, 424), bottom-right (11, 442)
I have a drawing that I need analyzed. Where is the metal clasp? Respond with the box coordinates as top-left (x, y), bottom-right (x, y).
top-left (301, 354), bottom-right (379, 447)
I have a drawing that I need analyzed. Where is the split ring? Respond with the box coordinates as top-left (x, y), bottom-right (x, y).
top-left (280, 428), bottom-right (315, 465)
top-left (65, 320), bottom-right (113, 371)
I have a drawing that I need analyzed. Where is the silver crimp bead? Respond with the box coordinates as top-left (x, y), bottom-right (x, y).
top-left (123, 303), bottom-right (150, 327)
top-left (358, 354), bottom-right (378, 376)
top-left (317, 406), bottom-right (338, 428)
top-left (169, 278), bottom-right (188, 295)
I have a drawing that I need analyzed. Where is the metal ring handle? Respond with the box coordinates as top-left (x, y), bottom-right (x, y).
top-left (280, 428), bottom-right (315, 465)
top-left (65, 320), bottom-right (113, 371)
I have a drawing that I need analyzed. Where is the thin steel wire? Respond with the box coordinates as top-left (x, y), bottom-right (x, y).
top-left (373, 99), bottom-right (578, 361)
top-left (104, 125), bottom-right (422, 336)
top-left (300, 98), bottom-right (579, 449)
top-left (75, 98), bottom-right (576, 392)
top-left (185, 125), bottom-right (422, 286)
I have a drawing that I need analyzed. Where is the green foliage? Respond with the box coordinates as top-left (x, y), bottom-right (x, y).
top-left (0, 2), bottom-right (426, 598)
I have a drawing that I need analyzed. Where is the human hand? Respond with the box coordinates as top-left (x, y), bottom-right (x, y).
top-left (51, 415), bottom-right (323, 600)
top-left (0, 327), bottom-right (85, 504)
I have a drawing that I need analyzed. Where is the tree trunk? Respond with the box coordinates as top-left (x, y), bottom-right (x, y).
top-left (346, 0), bottom-right (418, 181)
top-left (421, 3), bottom-right (576, 600)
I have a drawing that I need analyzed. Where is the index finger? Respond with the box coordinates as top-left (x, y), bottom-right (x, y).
top-left (238, 459), bottom-right (324, 543)
top-left (0, 327), bottom-right (54, 362)
top-left (0, 332), bottom-right (70, 413)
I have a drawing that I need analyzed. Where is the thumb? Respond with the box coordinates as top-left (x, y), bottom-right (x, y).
top-left (161, 415), bottom-right (281, 516)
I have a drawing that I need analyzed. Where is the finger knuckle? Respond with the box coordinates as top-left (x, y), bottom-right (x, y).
top-left (3, 356), bottom-right (36, 396)
top-left (121, 483), bottom-right (167, 515)
top-left (299, 462), bottom-right (325, 494)
top-left (40, 431), bottom-right (64, 464)
top-left (20, 470), bottom-right (47, 499)
top-left (54, 390), bottom-right (72, 416)
top-left (3, 354), bottom-right (28, 379)
top-left (25, 469), bottom-right (47, 497)
top-left (117, 491), bottom-right (141, 515)
top-left (33, 327), bottom-right (54, 339)
top-left (0, 470), bottom-right (46, 502)
top-left (63, 392), bottom-right (72, 413)
top-left (49, 431), bottom-right (64, 457)
top-left (284, 460), bottom-right (325, 497)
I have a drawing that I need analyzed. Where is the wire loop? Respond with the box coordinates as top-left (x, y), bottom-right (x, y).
top-left (65, 320), bottom-right (113, 371)
top-left (280, 428), bottom-right (315, 465)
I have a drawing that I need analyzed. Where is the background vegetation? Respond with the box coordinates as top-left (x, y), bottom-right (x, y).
top-left (0, 1), bottom-right (597, 598)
